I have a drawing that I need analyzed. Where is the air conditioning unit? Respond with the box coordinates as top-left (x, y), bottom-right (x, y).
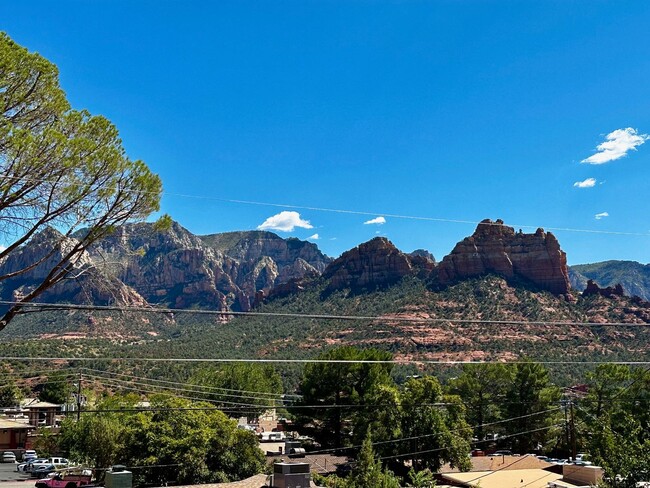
top-left (271, 462), bottom-right (310, 488)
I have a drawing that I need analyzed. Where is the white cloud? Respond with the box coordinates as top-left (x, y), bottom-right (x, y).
top-left (257, 211), bottom-right (313, 232)
top-left (307, 233), bottom-right (320, 240)
top-left (573, 178), bottom-right (597, 188)
top-left (595, 212), bottom-right (609, 220)
top-left (364, 216), bottom-right (386, 225)
top-left (582, 128), bottom-right (649, 164)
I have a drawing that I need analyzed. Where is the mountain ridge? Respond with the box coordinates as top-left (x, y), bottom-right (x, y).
top-left (2, 217), bottom-right (648, 320)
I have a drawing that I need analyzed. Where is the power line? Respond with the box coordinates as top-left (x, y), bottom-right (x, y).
top-left (2, 173), bottom-right (648, 237)
top-left (1, 300), bottom-right (648, 327)
top-left (380, 424), bottom-right (563, 462)
top-left (301, 407), bottom-right (564, 456)
top-left (79, 367), bottom-right (300, 398)
top-left (82, 373), bottom-right (292, 406)
top-left (84, 377), bottom-right (267, 408)
top-left (1, 356), bottom-right (649, 365)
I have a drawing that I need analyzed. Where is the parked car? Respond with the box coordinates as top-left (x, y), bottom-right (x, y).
top-left (493, 450), bottom-right (513, 456)
top-left (29, 459), bottom-right (61, 476)
top-left (35, 472), bottom-right (93, 488)
top-left (2, 451), bottom-right (17, 463)
top-left (22, 450), bottom-right (37, 461)
top-left (26, 459), bottom-right (51, 473)
top-left (31, 464), bottom-right (56, 478)
top-left (49, 458), bottom-right (70, 469)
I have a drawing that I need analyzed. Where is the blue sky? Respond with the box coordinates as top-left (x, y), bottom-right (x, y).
top-left (3, 1), bottom-right (650, 264)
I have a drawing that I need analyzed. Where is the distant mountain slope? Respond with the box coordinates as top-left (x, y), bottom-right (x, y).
top-left (3, 221), bottom-right (650, 370)
top-left (88, 222), bottom-right (332, 310)
top-left (570, 261), bottom-right (650, 301)
top-left (0, 221), bottom-right (333, 315)
top-left (130, 274), bottom-right (650, 366)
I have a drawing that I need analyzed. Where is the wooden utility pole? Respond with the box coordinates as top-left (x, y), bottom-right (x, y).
top-left (76, 372), bottom-right (82, 421)
top-left (569, 400), bottom-right (577, 460)
top-left (563, 398), bottom-right (570, 458)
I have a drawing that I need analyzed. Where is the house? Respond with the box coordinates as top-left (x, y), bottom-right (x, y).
top-left (440, 462), bottom-right (604, 488)
top-left (23, 400), bottom-right (61, 427)
top-left (0, 418), bottom-right (34, 450)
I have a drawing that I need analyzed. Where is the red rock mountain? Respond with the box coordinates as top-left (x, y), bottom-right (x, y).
top-left (436, 219), bottom-right (570, 294)
top-left (0, 218), bottom-right (574, 317)
top-left (322, 237), bottom-right (416, 291)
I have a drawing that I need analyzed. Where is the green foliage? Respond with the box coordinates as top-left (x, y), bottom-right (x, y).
top-left (32, 428), bottom-right (61, 458)
top-left (346, 430), bottom-right (401, 488)
top-left (292, 346), bottom-right (394, 448)
top-left (407, 467), bottom-right (436, 487)
top-left (503, 361), bottom-right (561, 453)
top-left (0, 32), bottom-right (162, 328)
top-left (400, 376), bottom-right (471, 472)
top-left (39, 371), bottom-right (73, 405)
top-left (59, 394), bottom-right (265, 485)
top-left (580, 365), bottom-right (650, 483)
top-left (0, 375), bottom-right (22, 407)
top-left (448, 364), bottom-right (512, 441)
top-left (190, 363), bottom-right (282, 417)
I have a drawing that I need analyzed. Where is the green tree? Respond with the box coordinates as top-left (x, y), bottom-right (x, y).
top-left (581, 366), bottom-right (650, 484)
top-left (0, 32), bottom-right (163, 329)
top-left (352, 383), bottom-right (402, 458)
top-left (585, 364), bottom-right (631, 418)
top-left (190, 363), bottom-right (283, 417)
top-left (32, 427), bottom-right (61, 458)
top-left (347, 430), bottom-right (400, 488)
top-left (38, 372), bottom-right (73, 405)
top-left (447, 364), bottom-right (512, 441)
top-left (406, 467), bottom-right (436, 488)
top-left (503, 361), bottom-right (561, 453)
top-left (59, 394), bottom-right (266, 486)
top-left (292, 347), bottom-right (394, 448)
top-left (0, 377), bottom-right (22, 407)
top-left (400, 376), bottom-right (471, 472)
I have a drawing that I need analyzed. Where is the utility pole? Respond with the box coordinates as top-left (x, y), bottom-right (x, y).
top-left (76, 372), bottom-right (82, 421)
top-left (563, 397), bottom-right (570, 458)
top-left (569, 400), bottom-right (577, 460)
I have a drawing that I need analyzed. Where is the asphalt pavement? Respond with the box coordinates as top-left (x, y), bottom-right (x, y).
top-left (0, 461), bottom-right (33, 485)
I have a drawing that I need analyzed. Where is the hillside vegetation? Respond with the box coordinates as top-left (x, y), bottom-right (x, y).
top-left (571, 260), bottom-right (650, 301)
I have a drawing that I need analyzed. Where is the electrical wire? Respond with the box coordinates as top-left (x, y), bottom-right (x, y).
top-left (2, 173), bottom-right (648, 237)
top-left (79, 367), bottom-right (300, 398)
top-left (381, 424), bottom-right (563, 462)
top-left (80, 372), bottom-right (292, 403)
top-left (1, 300), bottom-right (648, 327)
top-left (1, 356), bottom-right (649, 364)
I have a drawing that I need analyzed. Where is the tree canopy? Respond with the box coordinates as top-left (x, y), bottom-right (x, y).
top-left (292, 346), bottom-right (394, 448)
top-left (59, 394), bottom-right (265, 486)
top-left (0, 32), bottom-right (163, 329)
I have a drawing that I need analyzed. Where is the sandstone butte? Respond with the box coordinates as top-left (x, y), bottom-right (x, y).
top-left (321, 219), bottom-right (571, 295)
top-left (437, 218), bottom-right (570, 295)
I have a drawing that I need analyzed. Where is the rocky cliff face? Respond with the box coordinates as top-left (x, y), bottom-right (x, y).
top-left (201, 231), bottom-right (331, 273)
top-left (86, 222), bottom-right (331, 311)
top-left (0, 228), bottom-right (146, 307)
top-left (0, 216), bottom-right (577, 316)
top-left (437, 219), bottom-right (570, 294)
top-left (322, 237), bottom-right (415, 291)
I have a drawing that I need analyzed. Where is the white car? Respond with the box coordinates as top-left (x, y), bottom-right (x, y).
top-left (2, 451), bottom-right (17, 463)
top-left (26, 458), bottom-right (52, 473)
top-left (22, 450), bottom-right (37, 461)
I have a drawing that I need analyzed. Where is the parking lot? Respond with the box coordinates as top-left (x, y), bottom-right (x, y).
top-left (0, 461), bottom-right (32, 483)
